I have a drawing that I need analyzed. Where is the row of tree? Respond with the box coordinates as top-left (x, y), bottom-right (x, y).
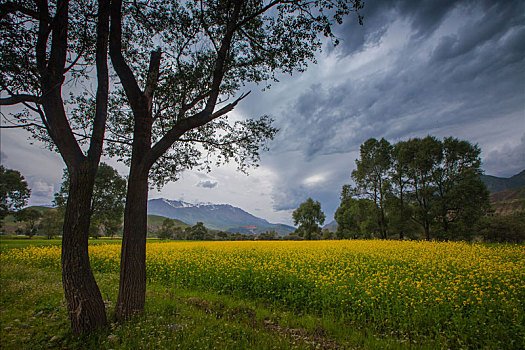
top-left (290, 137), bottom-right (493, 241)
top-left (337, 136), bottom-right (490, 241)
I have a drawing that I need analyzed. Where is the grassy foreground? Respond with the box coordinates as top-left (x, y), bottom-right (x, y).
top-left (1, 239), bottom-right (524, 349)
top-left (1, 263), bottom-right (411, 349)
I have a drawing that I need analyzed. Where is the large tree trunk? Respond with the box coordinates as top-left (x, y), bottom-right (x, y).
top-left (61, 162), bottom-right (107, 333)
top-left (113, 168), bottom-right (149, 321)
top-left (113, 109), bottom-right (151, 321)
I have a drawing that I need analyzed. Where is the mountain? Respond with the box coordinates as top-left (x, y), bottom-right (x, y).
top-left (481, 170), bottom-right (525, 193)
top-left (147, 199), bottom-right (295, 235)
top-left (489, 186), bottom-right (525, 215)
top-left (323, 220), bottom-right (337, 232)
top-left (147, 214), bottom-right (190, 234)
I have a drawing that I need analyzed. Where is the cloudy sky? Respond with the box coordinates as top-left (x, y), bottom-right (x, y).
top-left (1, 0), bottom-right (524, 225)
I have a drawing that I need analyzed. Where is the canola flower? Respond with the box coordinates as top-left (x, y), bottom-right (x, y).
top-left (2, 240), bottom-right (524, 347)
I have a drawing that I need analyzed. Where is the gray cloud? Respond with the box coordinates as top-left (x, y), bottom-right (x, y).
top-left (273, 0), bottom-right (525, 158)
top-left (482, 134), bottom-right (525, 177)
top-left (196, 180), bottom-right (218, 189)
top-left (251, 0), bottom-right (525, 217)
top-left (27, 178), bottom-right (57, 206)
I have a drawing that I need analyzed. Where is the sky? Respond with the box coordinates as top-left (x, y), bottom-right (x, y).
top-left (1, 0), bottom-right (524, 226)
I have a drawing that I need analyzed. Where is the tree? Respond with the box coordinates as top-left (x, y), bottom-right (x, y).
top-left (404, 136), bottom-right (443, 240)
top-left (431, 137), bottom-right (489, 240)
top-left (258, 230), bottom-right (279, 240)
top-left (335, 186), bottom-right (378, 239)
top-left (157, 218), bottom-right (176, 240)
top-left (388, 141), bottom-right (413, 240)
top-left (351, 138), bottom-right (392, 239)
top-left (293, 198), bottom-right (325, 240)
top-left (476, 212), bottom-right (525, 243)
top-left (185, 222), bottom-right (208, 241)
top-left (107, 0), bottom-right (363, 320)
top-left (14, 207), bottom-right (42, 238)
top-left (0, 166), bottom-right (31, 221)
top-left (1, 0), bottom-right (111, 333)
top-left (344, 136), bottom-right (489, 241)
top-left (38, 209), bottom-right (63, 239)
top-left (54, 163), bottom-right (127, 238)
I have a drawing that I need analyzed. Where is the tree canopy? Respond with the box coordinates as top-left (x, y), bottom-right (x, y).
top-left (54, 163), bottom-right (126, 237)
top-left (293, 198), bottom-right (326, 240)
top-left (0, 165), bottom-right (31, 221)
top-left (337, 136), bottom-right (489, 240)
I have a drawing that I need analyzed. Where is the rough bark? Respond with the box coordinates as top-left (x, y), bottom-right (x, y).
top-left (113, 169), bottom-right (149, 321)
top-left (113, 107), bottom-right (152, 321)
top-left (61, 163), bottom-right (107, 333)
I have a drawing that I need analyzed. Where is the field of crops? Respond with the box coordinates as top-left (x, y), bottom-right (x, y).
top-left (2, 240), bottom-right (524, 348)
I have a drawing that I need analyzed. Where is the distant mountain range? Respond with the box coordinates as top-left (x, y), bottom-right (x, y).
top-left (147, 198), bottom-right (295, 235)
top-left (481, 170), bottom-right (525, 193)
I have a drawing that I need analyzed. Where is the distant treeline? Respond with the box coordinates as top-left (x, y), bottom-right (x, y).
top-left (330, 136), bottom-right (523, 243)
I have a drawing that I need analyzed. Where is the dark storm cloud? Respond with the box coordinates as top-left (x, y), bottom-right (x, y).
top-left (196, 180), bottom-right (218, 189)
top-left (275, 0), bottom-right (525, 158)
top-left (337, 0), bottom-right (524, 55)
top-left (261, 0), bottom-right (525, 216)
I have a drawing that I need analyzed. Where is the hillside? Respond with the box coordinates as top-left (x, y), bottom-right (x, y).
top-left (147, 198), bottom-right (295, 235)
top-left (489, 186), bottom-right (525, 215)
top-left (481, 170), bottom-right (525, 193)
top-left (147, 214), bottom-right (190, 233)
top-left (323, 220), bottom-right (338, 232)
top-left (1, 206), bottom-right (54, 234)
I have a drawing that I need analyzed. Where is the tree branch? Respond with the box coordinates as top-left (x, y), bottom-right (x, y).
top-left (202, 1), bottom-right (243, 115)
top-left (144, 91), bottom-right (250, 171)
top-left (87, 0), bottom-right (111, 164)
top-left (0, 122), bottom-right (46, 129)
top-left (144, 48), bottom-right (162, 109)
top-left (109, 0), bottom-right (144, 115)
top-left (0, 1), bottom-right (51, 22)
top-left (0, 94), bottom-right (40, 105)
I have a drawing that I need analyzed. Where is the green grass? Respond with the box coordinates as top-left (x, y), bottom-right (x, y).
top-left (0, 262), bottom-right (416, 349)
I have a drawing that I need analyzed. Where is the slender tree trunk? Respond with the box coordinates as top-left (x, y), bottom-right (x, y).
top-left (424, 222), bottom-right (430, 241)
top-left (61, 162), bottom-right (107, 333)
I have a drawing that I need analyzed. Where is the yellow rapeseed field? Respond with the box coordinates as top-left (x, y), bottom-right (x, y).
top-left (2, 240), bottom-right (524, 346)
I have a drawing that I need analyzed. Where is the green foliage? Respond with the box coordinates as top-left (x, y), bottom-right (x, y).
top-left (54, 163), bottom-right (126, 238)
top-left (0, 166), bottom-right (31, 221)
top-left (351, 138), bottom-right (392, 238)
top-left (14, 208), bottom-right (42, 238)
top-left (335, 191), bottom-right (378, 239)
top-left (157, 218), bottom-right (185, 240)
top-left (185, 222), bottom-right (209, 241)
top-left (38, 209), bottom-right (64, 239)
top-left (292, 198), bottom-right (325, 240)
top-left (257, 230), bottom-right (279, 241)
top-left (338, 136), bottom-right (490, 241)
top-left (475, 212), bottom-right (525, 243)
